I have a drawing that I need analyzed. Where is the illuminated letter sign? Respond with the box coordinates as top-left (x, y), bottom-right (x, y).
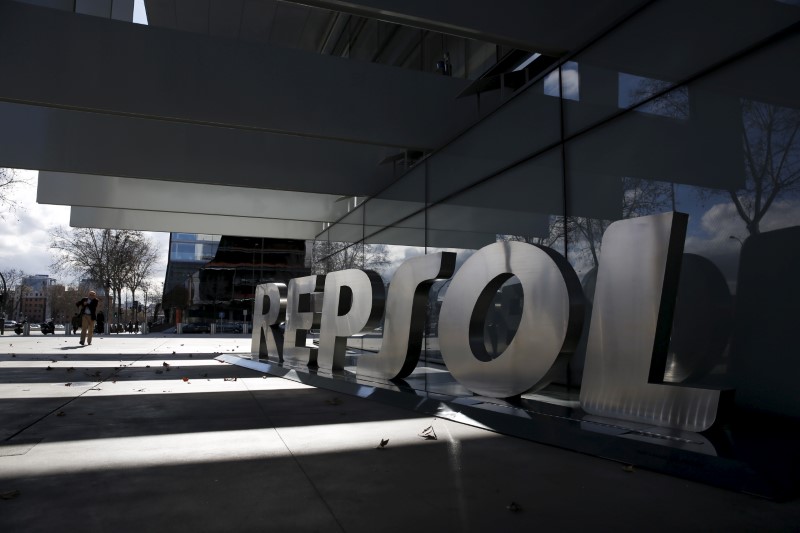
top-left (318, 269), bottom-right (385, 372)
top-left (439, 242), bottom-right (584, 398)
top-left (283, 275), bottom-right (325, 367)
top-left (252, 282), bottom-right (287, 363)
top-left (580, 212), bottom-right (719, 432)
top-left (253, 212), bottom-right (724, 432)
top-left (358, 252), bottom-right (456, 380)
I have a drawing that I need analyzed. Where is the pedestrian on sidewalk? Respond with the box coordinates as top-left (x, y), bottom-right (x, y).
top-left (75, 290), bottom-right (99, 346)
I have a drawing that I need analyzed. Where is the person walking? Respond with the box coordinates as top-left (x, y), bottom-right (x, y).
top-left (75, 290), bottom-right (99, 346)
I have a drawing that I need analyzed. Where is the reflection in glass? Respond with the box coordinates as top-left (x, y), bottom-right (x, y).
top-left (544, 61), bottom-right (579, 101)
top-left (620, 73), bottom-right (689, 119)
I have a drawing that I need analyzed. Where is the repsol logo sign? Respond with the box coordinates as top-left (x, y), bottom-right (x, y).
top-left (251, 212), bottom-right (722, 432)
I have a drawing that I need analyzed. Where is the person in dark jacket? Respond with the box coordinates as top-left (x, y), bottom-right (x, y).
top-left (75, 290), bottom-right (99, 346)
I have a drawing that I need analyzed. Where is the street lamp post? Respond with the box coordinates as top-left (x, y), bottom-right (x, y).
top-left (0, 272), bottom-right (6, 335)
top-left (105, 278), bottom-right (111, 334)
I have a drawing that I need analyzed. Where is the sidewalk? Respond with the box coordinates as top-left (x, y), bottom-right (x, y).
top-left (1, 335), bottom-right (799, 532)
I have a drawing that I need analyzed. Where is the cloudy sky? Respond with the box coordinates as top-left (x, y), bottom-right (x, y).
top-left (0, 1), bottom-right (158, 288)
top-left (0, 169), bottom-right (170, 287)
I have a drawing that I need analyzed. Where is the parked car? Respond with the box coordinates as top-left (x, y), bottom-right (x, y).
top-left (216, 322), bottom-right (242, 333)
top-left (3, 319), bottom-right (16, 329)
top-left (182, 322), bottom-right (211, 334)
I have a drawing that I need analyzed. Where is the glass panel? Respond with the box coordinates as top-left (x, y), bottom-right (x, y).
top-left (544, 62), bottom-right (579, 101)
top-left (364, 211), bottom-right (425, 248)
top-left (564, 0), bottom-right (800, 135)
top-left (364, 163), bottom-right (426, 231)
top-left (326, 204), bottom-right (364, 253)
top-left (564, 30), bottom-right (800, 413)
top-left (421, 148), bottom-right (565, 394)
top-left (427, 76), bottom-right (561, 204)
top-left (428, 149), bottom-right (563, 250)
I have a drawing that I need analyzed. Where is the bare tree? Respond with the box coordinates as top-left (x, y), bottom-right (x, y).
top-left (47, 284), bottom-right (81, 323)
top-left (733, 101), bottom-right (800, 235)
top-left (630, 79), bottom-right (800, 236)
top-left (124, 236), bottom-right (159, 324)
top-left (500, 177), bottom-right (673, 269)
top-left (0, 168), bottom-right (29, 220)
top-left (311, 241), bottom-right (390, 275)
top-left (49, 227), bottom-right (159, 329)
top-left (568, 177), bottom-right (674, 267)
top-left (140, 280), bottom-right (161, 326)
top-left (1, 268), bottom-right (26, 319)
top-left (499, 215), bottom-right (566, 247)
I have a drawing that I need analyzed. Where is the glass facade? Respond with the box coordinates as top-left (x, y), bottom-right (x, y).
top-left (180, 236), bottom-right (310, 327)
top-left (281, 0), bottom-right (800, 496)
top-left (162, 233), bottom-right (222, 323)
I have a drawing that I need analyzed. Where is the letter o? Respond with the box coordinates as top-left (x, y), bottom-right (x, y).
top-left (438, 241), bottom-right (583, 398)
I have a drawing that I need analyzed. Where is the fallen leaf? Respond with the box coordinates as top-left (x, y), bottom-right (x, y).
top-left (506, 501), bottom-right (521, 512)
top-left (64, 383), bottom-right (72, 387)
top-left (376, 438), bottom-right (389, 449)
top-left (622, 465), bottom-right (636, 473)
top-left (0, 490), bottom-right (20, 500)
top-left (418, 425), bottom-right (437, 440)
top-left (56, 411), bottom-right (66, 417)
top-left (182, 377), bottom-right (189, 382)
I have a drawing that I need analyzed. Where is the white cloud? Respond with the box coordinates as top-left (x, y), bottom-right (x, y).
top-left (543, 62), bottom-right (579, 101)
top-left (133, 0), bottom-right (148, 25)
top-left (684, 198), bottom-right (800, 292)
top-left (0, 170), bottom-right (170, 288)
top-left (0, 170), bottom-right (69, 276)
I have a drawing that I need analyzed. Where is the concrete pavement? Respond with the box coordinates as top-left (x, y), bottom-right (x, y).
top-left (1, 334), bottom-right (799, 532)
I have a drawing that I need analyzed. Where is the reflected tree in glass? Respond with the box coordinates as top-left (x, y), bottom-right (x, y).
top-left (732, 101), bottom-right (800, 235)
top-left (632, 78), bottom-right (800, 236)
top-left (567, 178), bottom-right (674, 268)
top-left (499, 215), bottom-right (566, 250)
top-left (312, 240), bottom-right (390, 275)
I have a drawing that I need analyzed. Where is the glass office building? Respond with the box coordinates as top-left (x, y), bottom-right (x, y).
top-left (296, 2), bottom-right (800, 497)
top-left (3, 0), bottom-right (799, 497)
top-left (162, 233), bottom-right (221, 323)
top-left (184, 236), bottom-right (309, 324)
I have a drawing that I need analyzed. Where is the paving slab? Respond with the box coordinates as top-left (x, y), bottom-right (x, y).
top-left (1, 335), bottom-right (800, 532)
